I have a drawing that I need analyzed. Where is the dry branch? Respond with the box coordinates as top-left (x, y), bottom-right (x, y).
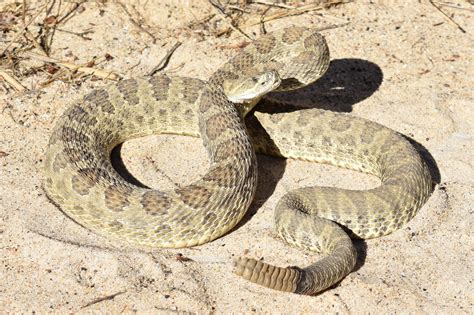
top-left (250, 0), bottom-right (296, 9)
top-left (0, 3), bottom-right (48, 57)
top-left (240, 0), bottom-right (351, 28)
top-left (116, 2), bottom-right (157, 43)
top-left (0, 69), bottom-right (26, 92)
top-left (148, 42), bottom-right (182, 76)
top-left (25, 52), bottom-right (121, 81)
top-left (429, 0), bottom-right (467, 33)
top-left (209, 0), bottom-right (253, 39)
top-left (81, 291), bottom-right (127, 309)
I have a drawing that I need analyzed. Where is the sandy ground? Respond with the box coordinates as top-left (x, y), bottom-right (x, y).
top-left (1, 0), bottom-right (473, 313)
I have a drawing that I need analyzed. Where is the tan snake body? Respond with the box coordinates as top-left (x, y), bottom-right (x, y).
top-left (43, 27), bottom-right (432, 295)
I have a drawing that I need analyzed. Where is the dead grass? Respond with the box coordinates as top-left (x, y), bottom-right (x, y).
top-left (0, 0), bottom-right (352, 93)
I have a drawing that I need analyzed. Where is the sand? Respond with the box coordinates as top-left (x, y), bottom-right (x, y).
top-left (1, 1), bottom-right (472, 313)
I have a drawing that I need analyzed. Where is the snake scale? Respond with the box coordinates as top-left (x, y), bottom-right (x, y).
top-left (43, 27), bottom-right (432, 295)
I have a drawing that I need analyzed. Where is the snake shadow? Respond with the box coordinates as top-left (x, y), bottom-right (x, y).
top-left (111, 144), bottom-right (148, 188)
top-left (257, 58), bottom-right (385, 114)
top-left (405, 137), bottom-right (441, 185)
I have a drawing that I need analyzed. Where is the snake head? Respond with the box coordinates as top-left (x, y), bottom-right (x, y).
top-left (223, 70), bottom-right (281, 104)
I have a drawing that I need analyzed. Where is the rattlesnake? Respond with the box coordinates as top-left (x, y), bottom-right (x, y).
top-left (43, 27), bottom-right (432, 295)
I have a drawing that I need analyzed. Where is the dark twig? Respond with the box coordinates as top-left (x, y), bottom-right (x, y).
top-left (208, 0), bottom-right (253, 39)
top-left (251, 0), bottom-right (296, 9)
top-left (259, 5), bottom-right (272, 34)
top-left (23, 28), bottom-right (48, 56)
top-left (55, 28), bottom-right (93, 40)
top-left (436, 1), bottom-right (474, 11)
top-left (25, 52), bottom-right (121, 81)
top-left (0, 3), bottom-right (48, 57)
top-left (81, 291), bottom-right (127, 308)
top-left (148, 42), bottom-right (182, 76)
top-left (313, 23), bottom-right (350, 32)
top-left (429, 0), bottom-right (467, 33)
top-left (117, 2), bottom-right (157, 43)
top-left (56, 1), bottom-right (86, 25)
top-left (240, 0), bottom-right (350, 28)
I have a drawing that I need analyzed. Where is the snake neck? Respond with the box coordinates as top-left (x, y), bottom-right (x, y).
top-left (238, 98), bottom-right (262, 118)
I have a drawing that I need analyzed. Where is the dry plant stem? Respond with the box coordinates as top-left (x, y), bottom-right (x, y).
top-left (240, 0), bottom-right (351, 28)
top-left (148, 42), bottom-right (183, 76)
top-left (187, 13), bottom-right (217, 29)
top-left (55, 28), bottom-right (93, 40)
top-left (209, 0), bottom-right (253, 39)
top-left (40, 69), bottom-right (69, 87)
top-left (43, 2), bottom-right (90, 53)
top-left (429, 0), bottom-right (467, 33)
top-left (22, 0), bottom-right (27, 24)
top-left (57, 1), bottom-right (88, 25)
top-left (116, 2), bottom-right (157, 43)
top-left (259, 6), bottom-right (272, 34)
top-left (437, 1), bottom-right (474, 11)
top-left (251, 0), bottom-right (296, 9)
top-left (81, 291), bottom-right (127, 309)
top-left (0, 70), bottom-right (26, 92)
top-left (313, 10), bottom-right (350, 25)
top-left (227, 5), bottom-right (251, 13)
top-left (23, 30), bottom-right (48, 56)
top-left (25, 52), bottom-right (121, 81)
top-left (0, 3), bottom-right (48, 57)
top-left (313, 23), bottom-right (350, 32)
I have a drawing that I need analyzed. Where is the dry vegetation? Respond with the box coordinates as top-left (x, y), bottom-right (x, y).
top-left (0, 1), bottom-right (351, 88)
top-left (0, 1), bottom-right (470, 92)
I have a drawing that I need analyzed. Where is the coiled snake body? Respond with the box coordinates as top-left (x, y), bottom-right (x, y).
top-left (43, 27), bottom-right (432, 295)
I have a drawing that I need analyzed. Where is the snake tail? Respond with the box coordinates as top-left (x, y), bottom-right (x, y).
top-left (234, 198), bottom-right (357, 295)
